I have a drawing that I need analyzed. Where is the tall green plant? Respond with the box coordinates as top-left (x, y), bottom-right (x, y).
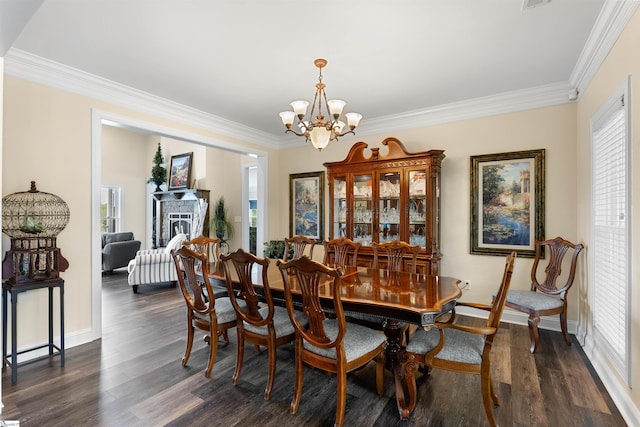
top-left (147, 143), bottom-right (167, 191)
top-left (212, 196), bottom-right (233, 241)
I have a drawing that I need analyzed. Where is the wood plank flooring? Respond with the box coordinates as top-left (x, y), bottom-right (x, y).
top-left (1, 270), bottom-right (627, 426)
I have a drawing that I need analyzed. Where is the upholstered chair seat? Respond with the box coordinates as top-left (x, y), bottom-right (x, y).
top-left (407, 327), bottom-right (485, 365)
top-left (303, 319), bottom-right (386, 361)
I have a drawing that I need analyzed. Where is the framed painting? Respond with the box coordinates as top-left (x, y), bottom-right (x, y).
top-left (168, 152), bottom-right (193, 190)
top-left (470, 149), bottom-right (545, 258)
top-left (290, 171), bottom-right (325, 240)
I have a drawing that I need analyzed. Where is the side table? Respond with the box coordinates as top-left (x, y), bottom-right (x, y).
top-left (2, 278), bottom-right (65, 383)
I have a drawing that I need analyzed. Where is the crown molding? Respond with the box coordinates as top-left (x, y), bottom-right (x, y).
top-left (359, 81), bottom-right (574, 137)
top-left (5, 0), bottom-right (635, 153)
top-left (569, 1), bottom-right (640, 98)
top-left (3, 48), bottom-right (286, 150)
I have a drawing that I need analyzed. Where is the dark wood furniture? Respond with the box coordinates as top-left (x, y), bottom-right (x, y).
top-left (276, 257), bottom-right (386, 427)
top-left (209, 261), bottom-right (462, 420)
top-left (172, 246), bottom-right (237, 377)
top-left (405, 252), bottom-right (516, 427)
top-left (2, 278), bottom-right (65, 384)
top-left (282, 235), bottom-right (317, 261)
top-left (324, 137), bottom-right (444, 275)
top-left (502, 237), bottom-right (584, 353)
top-left (322, 236), bottom-right (361, 268)
top-left (220, 249), bottom-right (298, 400)
top-left (372, 239), bottom-right (420, 273)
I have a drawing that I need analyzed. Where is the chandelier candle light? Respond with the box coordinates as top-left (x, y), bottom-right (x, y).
top-left (279, 58), bottom-right (362, 151)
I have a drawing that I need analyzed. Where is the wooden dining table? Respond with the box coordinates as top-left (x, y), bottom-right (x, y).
top-left (208, 261), bottom-right (462, 420)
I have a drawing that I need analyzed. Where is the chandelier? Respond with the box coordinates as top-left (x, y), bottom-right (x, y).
top-left (279, 58), bottom-right (362, 151)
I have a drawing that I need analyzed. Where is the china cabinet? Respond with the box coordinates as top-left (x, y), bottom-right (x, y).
top-left (324, 138), bottom-right (444, 274)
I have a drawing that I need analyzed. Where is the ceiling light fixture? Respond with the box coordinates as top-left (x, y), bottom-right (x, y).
top-left (279, 58), bottom-right (362, 151)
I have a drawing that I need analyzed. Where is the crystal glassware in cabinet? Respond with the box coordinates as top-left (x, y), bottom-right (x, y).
top-left (333, 176), bottom-right (347, 238)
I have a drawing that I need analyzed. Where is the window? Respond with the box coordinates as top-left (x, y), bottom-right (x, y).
top-left (590, 77), bottom-right (631, 384)
top-left (101, 186), bottom-right (122, 233)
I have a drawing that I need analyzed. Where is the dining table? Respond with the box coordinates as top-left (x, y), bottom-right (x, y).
top-left (208, 261), bottom-right (462, 420)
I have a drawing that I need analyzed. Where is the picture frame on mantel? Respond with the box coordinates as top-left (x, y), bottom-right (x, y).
top-left (290, 171), bottom-right (325, 241)
top-left (168, 152), bottom-right (193, 190)
top-left (470, 149), bottom-right (545, 258)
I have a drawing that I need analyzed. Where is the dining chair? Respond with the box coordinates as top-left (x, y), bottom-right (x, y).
top-left (277, 256), bottom-right (386, 427)
top-left (184, 235), bottom-right (221, 261)
top-left (501, 236), bottom-right (583, 353)
top-left (372, 239), bottom-right (420, 273)
top-left (283, 235), bottom-right (317, 261)
top-left (171, 245), bottom-right (242, 378)
top-left (220, 248), bottom-right (305, 400)
top-left (184, 234), bottom-right (228, 299)
top-left (322, 236), bottom-right (361, 269)
top-left (404, 252), bottom-right (516, 427)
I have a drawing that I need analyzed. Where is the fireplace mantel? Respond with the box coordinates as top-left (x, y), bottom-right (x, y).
top-left (152, 189), bottom-right (209, 201)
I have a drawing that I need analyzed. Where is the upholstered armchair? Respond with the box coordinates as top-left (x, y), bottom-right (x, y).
top-left (127, 233), bottom-right (187, 293)
top-left (101, 232), bottom-right (141, 274)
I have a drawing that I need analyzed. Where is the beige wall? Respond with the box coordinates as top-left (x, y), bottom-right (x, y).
top-left (279, 104), bottom-right (578, 311)
top-left (101, 125), bottom-right (149, 246)
top-left (576, 6), bottom-right (640, 417)
top-left (2, 75), bottom-right (276, 347)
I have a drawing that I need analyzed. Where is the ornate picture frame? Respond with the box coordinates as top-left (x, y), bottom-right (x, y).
top-left (290, 171), bottom-right (325, 240)
top-left (470, 149), bottom-right (545, 258)
top-left (168, 152), bottom-right (193, 190)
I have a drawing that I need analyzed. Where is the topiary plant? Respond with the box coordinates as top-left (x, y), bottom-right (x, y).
top-left (147, 142), bottom-right (167, 191)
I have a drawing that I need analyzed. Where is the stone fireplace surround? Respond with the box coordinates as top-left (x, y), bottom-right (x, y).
top-left (152, 189), bottom-right (210, 248)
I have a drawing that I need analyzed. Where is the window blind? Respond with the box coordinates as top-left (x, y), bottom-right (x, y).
top-left (591, 88), bottom-right (630, 383)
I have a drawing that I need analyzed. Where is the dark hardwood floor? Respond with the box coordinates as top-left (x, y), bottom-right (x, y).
top-left (1, 270), bottom-right (627, 426)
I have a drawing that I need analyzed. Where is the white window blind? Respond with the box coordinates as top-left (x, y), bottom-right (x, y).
top-left (590, 80), bottom-right (630, 383)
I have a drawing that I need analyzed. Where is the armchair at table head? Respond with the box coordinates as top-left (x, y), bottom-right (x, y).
top-left (283, 235), bottom-right (317, 261)
top-left (184, 235), bottom-right (221, 261)
top-left (404, 252), bottom-right (516, 427)
top-left (127, 233), bottom-right (187, 293)
top-left (501, 236), bottom-right (583, 353)
top-left (172, 245), bottom-right (239, 378)
top-left (221, 248), bottom-right (303, 400)
top-left (372, 239), bottom-right (420, 274)
top-left (276, 256), bottom-right (385, 427)
top-left (322, 236), bottom-right (361, 269)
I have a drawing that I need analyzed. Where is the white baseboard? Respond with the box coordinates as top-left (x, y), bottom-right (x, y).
top-left (581, 340), bottom-right (640, 426)
top-left (5, 328), bottom-right (95, 365)
top-left (455, 306), bottom-right (577, 333)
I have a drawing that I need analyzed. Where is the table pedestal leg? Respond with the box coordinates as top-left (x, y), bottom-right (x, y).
top-left (383, 318), bottom-right (411, 419)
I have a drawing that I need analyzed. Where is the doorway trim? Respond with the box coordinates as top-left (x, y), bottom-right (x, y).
top-left (91, 109), bottom-right (269, 340)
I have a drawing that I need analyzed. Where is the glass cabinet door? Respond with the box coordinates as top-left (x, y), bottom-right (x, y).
top-left (408, 170), bottom-right (427, 248)
top-left (333, 176), bottom-right (347, 238)
top-left (378, 171), bottom-right (401, 243)
top-left (352, 174), bottom-right (373, 246)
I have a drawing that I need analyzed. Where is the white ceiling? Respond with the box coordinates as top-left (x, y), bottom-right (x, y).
top-left (0, 0), bottom-right (627, 148)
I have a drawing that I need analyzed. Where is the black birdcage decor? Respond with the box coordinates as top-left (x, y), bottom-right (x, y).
top-left (2, 181), bottom-right (70, 283)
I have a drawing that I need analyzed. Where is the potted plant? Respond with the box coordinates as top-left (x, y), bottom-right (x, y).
top-left (147, 142), bottom-right (167, 192)
top-left (263, 240), bottom-right (294, 259)
top-left (211, 196), bottom-right (234, 243)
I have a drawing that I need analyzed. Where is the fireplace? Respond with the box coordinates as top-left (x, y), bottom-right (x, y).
top-left (168, 212), bottom-right (192, 241)
top-left (152, 189), bottom-right (210, 248)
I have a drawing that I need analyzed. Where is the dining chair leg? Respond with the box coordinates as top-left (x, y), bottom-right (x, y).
top-left (335, 364), bottom-right (347, 427)
top-left (205, 332), bottom-right (218, 378)
top-left (404, 354), bottom-right (420, 413)
top-left (560, 306), bottom-right (571, 346)
top-left (290, 338), bottom-right (304, 415)
top-left (233, 333), bottom-right (245, 385)
top-left (264, 337), bottom-right (277, 400)
top-left (481, 365), bottom-right (497, 427)
top-left (528, 315), bottom-right (540, 353)
top-left (375, 354), bottom-right (384, 397)
top-left (182, 317), bottom-right (195, 366)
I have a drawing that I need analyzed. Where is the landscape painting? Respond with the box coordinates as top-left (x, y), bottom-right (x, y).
top-left (470, 149), bottom-right (545, 257)
top-left (290, 171), bottom-right (325, 240)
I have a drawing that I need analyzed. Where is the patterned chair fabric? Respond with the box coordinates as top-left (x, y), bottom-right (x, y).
top-left (127, 233), bottom-right (187, 293)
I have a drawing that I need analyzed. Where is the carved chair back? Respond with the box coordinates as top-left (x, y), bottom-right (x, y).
top-left (322, 237), bottom-right (361, 269)
top-left (531, 237), bottom-right (584, 297)
top-left (283, 235), bottom-right (317, 261)
top-left (372, 239), bottom-right (420, 273)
